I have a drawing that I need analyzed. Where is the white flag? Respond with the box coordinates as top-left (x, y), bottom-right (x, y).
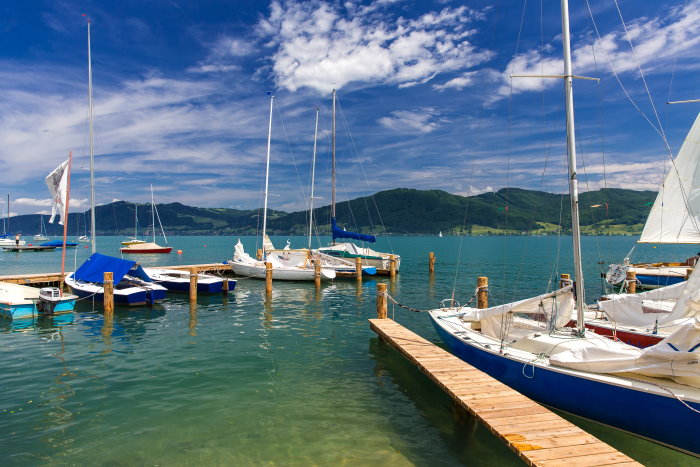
top-left (45, 159), bottom-right (70, 224)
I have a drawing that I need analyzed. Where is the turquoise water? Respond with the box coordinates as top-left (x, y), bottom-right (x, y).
top-left (1, 236), bottom-right (698, 465)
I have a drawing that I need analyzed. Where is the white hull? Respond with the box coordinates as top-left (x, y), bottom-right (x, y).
top-left (229, 260), bottom-right (335, 281)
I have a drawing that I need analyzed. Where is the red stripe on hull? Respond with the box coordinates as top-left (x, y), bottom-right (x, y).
top-left (120, 247), bottom-right (172, 254)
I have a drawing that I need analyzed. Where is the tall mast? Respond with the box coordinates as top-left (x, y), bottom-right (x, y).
top-left (261, 92), bottom-right (274, 257)
top-left (150, 184), bottom-right (156, 243)
top-left (331, 89), bottom-right (336, 220)
top-left (560, 0), bottom-right (586, 335)
top-left (59, 153), bottom-right (73, 295)
top-left (308, 107), bottom-right (319, 250)
top-left (6, 194), bottom-right (9, 233)
top-left (87, 19), bottom-right (96, 253)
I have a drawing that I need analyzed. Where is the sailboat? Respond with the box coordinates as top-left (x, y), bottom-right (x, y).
top-left (605, 113), bottom-right (700, 290)
top-left (65, 19), bottom-right (166, 306)
top-left (229, 93), bottom-right (336, 281)
top-left (427, 0), bottom-right (700, 456)
top-left (120, 186), bottom-right (172, 254)
top-left (315, 90), bottom-right (400, 274)
top-left (0, 195), bottom-right (26, 247)
top-left (33, 214), bottom-right (50, 241)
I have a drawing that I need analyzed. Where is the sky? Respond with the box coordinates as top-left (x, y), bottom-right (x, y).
top-left (2, 0), bottom-right (700, 217)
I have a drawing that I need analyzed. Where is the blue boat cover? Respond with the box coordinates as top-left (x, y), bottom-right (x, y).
top-left (41, 240), bottom-right (78, 247)
top-left (73, 253), bottom-right (152, 284)
top-left (331, 217), bottom-right (376, 243)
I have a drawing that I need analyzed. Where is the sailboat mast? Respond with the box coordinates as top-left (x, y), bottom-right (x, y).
top-left (87, 19), bottom-right (96, 253)
top-left (331, 89), bottom-right (336, 220)
top-left (560, 0), bottom-right (586, 335)
top-left (151, 184), bottom-right (156, 243)
top-left (308, 107), bottom-right (319, 250)
top-left (6, 194), bottom-right (9, 233)
top-left (60, 153), bottom-right (73, 295)
top-left (261, 92), bottom-right (274, 256)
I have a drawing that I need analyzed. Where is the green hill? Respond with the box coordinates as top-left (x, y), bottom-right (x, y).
top-left (6, 188), bottom-right (655, 237)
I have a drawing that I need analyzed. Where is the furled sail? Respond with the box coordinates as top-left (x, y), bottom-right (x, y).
top-left (639, 112), bottom-right (700, 243)
top-left (331, 217), bottom-right (376, 243)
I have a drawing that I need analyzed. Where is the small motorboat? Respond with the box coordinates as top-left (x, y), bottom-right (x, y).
top-left (0, 283), bottom-right (77, 319)
top-left (144, 268), bottom-right (236, 293)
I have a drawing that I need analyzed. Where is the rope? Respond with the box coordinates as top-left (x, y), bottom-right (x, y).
top-left (382, 287), bottom-right (481, 314)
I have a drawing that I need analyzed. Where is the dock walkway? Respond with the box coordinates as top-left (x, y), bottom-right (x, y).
top-left (369, 318), bottom-right (641, 467)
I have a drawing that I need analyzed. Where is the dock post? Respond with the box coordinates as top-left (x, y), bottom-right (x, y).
top-left (376, 283), bottom-right (388, 319)
top-left (389, 254), bottom-right (396, 278)
top-left (257, 249), bottom-right (263, 260)
top-left (103, 271), bottom-right (114, 314)
top-left (222, 276), bottom-right (229, 295)
top-left (314, 259), bottom-right (321, 288)
top-left (477, 276), bottom-right (488, 309)
top-left (266, 262), bottom-right (273, 295)
top-left (189, 268), bottom-right (198, 303)
top-left (625, 270), bottom-right (637, 294)
top-left (429, 252), bottom-right (435, 273)
top-left (559, 273), bottom-right (571, 289)
top-left (355, 257), bottom-right (363, 282)
top-left (686, 268), bottom-right (693, 281)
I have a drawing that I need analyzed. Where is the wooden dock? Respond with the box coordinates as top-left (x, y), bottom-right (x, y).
top-left (0, 263), bottom-right (233, 285)
top-left (369, 318), bottom-right (641, 467)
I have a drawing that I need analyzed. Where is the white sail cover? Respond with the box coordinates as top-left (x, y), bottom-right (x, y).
top-left (458, 287), bottom-right (575, 340)
top-left (45, 159), bottom-right (70, 224)
top-left (639, 112), bottom-right (700, 243)
top-left (597, 281), bottom-right (687, 327)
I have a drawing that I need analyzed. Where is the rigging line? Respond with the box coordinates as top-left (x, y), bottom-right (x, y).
top-left (503, 0), bottom-right (528, 305)
top-left (274, 100), bottom-right (310, 221)
top-left (666, 0), bottom-right (688, 124)
top-left (336, 95), bottom-right (395, 253)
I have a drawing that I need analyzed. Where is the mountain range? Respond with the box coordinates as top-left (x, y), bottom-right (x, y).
top-left (5, 187), bottom-right (655, 237)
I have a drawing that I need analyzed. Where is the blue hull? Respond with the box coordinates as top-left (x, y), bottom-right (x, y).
top-left (636, 274), bottom-right (686, 288)
top-left (160, 279), bottom-right (236, 294)
top-left (69, 286), bottom-right (164, 306)
top-left (0, 299), bottom-right (76, 320)
top-left (430, 315), bottom-right (700, 456)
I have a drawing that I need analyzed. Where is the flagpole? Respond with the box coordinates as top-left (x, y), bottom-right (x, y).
top-left (60, 152), bottom-right (73, 296)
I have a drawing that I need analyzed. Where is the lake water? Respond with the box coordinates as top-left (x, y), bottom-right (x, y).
top-left (1, 236), bottom-right (698, 465)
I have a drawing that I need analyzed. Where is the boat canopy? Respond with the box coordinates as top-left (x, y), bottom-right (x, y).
top-left (331, 217), bottom-right (376, 243)
top-left (41, 240), bottom-right (78, 247)
top-left (74, 252), bottom-right (152, 284)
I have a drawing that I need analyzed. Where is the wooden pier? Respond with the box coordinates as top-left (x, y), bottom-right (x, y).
top-left (0, 263), bottom-right (233, 286)
top-left (369, 318), bottom-right (641, 467)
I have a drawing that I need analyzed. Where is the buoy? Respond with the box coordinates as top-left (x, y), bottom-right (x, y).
top-left (84, 245), bottom-right (88, 248)
top-left (203, 245), bottom-right (207, 247)
top-left (28, 243), bottom-right (33, 246)
top-left (177, 250), bottom-right (183, 254)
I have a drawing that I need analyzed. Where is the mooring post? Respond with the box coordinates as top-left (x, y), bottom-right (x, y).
top-left (686, 268), bottom-right (693, 281)
top-left (266, 262), bottom-right (273, 295)
top-left (222, 277), bottom-right (229, 295)
top-left (625, 270), bottom-right (637, 294)
top-left (429, 252), bottom-right (435, 273)
top-left (389, 254), bottom-right (396, 278)
top-left (103, 271), bottom-right (114, 314)
top-left (477, 276), bottom-right (488, 309)
top-left (189, 268), bottom-right (198, 303)
top-left (314, 259), bottom-right (321, 288)
top-left (355, 257), bottom-right (363, 282)
top-left (376, 283), bottom-right (388, 319)
top-left (559, 273), bottom-right (571, 289)
top-left (257, 249), bottom-right (263, 260)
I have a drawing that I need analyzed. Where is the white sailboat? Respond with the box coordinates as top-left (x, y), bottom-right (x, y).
top-left (33, 214), bottom-right (50, 241)
top-left (316, 89), bottom-right (401, 274)
top-left (229, 93), bottom-right (335, 281)
top-left (0, 195), bottom-right (26, 246)
top-left (427, 0), bottom-right (700, 456)
top-left (120, 186), bottom-right (171, 254)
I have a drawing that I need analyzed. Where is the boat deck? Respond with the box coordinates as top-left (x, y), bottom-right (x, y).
top-left (369, 318), bottom-right (641, 467)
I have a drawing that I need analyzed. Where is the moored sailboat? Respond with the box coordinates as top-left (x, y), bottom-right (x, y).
top-left (120, 186), bottom-right (172, 254)
top-left (427, 0), bottom-right (700, 456)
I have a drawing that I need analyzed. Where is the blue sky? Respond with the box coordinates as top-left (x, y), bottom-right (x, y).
top-left (2, 0), bottom-right (700, 216)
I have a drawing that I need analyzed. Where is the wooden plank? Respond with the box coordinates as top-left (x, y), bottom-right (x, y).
top-left (369, 318), bottom-right (641, 467)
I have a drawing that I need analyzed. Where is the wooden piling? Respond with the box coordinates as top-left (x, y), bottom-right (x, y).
top-left (314, 259), bottom-right (321, 288)
top-left (189, 268), bottom-right (198, 303)
top-left (389, 254), bottom-right (396, 278)
top-left (625, 270), bottom-right (637, 294)
top-left (559, 273), bottom-right (571, 289)
top-left (477, 276), bottom-right (488, 309)
top-left (686, 268), bottom-right (693, 281)
top-left (103, 271), bottom-right (114, 314)
top-left (222, 277), bottom-right (229, 295)
top-left (376, 283), bottom-right (388, 319)
top-left (355, 257), bottom-right (363, 282)
top-left (428, 252), bottom-right (435, 273)
top-left (265, 262), bottom-right (273, 294)
top-left (257, 249), bottom-right (263, 260)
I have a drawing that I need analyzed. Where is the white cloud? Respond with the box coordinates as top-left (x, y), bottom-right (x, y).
top-left (257, 0), bottom-right (492, 93)
top-left (433, 71), bottom-right (477, 91)
top-left (378, 108), bottom-right (443, 133)
top-left (497, 1), bottom-right (700, 97)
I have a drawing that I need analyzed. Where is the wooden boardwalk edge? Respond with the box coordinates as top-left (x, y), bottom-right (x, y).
top-left (369, 318), bottom-right (642, 467)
